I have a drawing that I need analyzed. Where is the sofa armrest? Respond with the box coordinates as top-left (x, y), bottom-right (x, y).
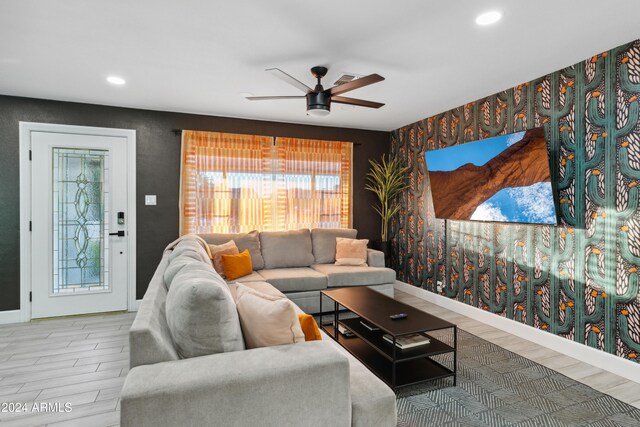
top-left (367, 249), bottom-right (386, 267)
top-left (121, 341), bottom-right (351, 427)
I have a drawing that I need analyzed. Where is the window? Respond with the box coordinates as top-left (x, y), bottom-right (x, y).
top-left (180, 131), bottom-right (352, 234)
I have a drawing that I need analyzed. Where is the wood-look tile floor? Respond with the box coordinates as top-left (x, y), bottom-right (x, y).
top-left (0, 290), bottom-right (638, 426)
top-left (0, 312), bottom-right (133, 427)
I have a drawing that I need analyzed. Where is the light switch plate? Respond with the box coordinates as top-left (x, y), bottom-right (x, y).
top-left (145, 195), bottom-right (157, 206)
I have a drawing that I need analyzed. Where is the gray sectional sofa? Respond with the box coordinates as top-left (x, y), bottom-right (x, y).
top-left (200, 228), bottom-right (396, 313)
top-left (121, 229), bottom-right (397, 427)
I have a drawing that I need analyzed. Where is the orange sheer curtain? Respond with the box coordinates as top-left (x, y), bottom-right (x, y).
top-left (180, 131), bottom-right (352, 234)
top-left (180, 131), bottom-right (274, 235)
top-left (275, 138), bottom-right (352, 230)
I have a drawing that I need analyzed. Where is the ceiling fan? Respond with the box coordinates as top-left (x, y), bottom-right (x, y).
top-left (246, 66), bottom-right (385, 117)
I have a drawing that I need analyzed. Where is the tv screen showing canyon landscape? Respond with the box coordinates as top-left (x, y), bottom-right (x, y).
top-left (425, 127), bottom-right (558, 225)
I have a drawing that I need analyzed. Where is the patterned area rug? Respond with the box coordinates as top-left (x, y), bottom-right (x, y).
top-left (396, 330), bottom-right (640, 427)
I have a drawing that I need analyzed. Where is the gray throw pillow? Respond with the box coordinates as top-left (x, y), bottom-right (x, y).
top-left (311, 228), bottom-right (358, 264)
top-left (199, 230), bottom-right (265, 270)
top-left (259, 229), bottom-right (315, 269)
top-left (166, 263), bottom-right (245, 358)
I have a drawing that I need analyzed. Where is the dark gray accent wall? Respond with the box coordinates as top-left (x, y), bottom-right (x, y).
top-left (0, 95), bottom-right (390, 311)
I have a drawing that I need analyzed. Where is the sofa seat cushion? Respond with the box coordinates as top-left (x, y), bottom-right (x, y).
top-left (320, 330), bottom-right (397, 426)
top-left (311, 228), bottom-right (357, 264)
top-left (311, 264), bottom-right (396, 287)
top-left (166, 263), bottom-right (245, 358)
top-left (226, 271), bottom-right (265, 284)
top-left (199, 230), bottom-right (265, 270)
top-left (257, 268), bottom-right (328, 292)
top-left (228, 281), bottom-right (286, 300)
top-left (259, 229), bottom-right (315, 269)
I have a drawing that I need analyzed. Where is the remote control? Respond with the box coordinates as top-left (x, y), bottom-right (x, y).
top-left (389, 313), bottom-right (408, 320)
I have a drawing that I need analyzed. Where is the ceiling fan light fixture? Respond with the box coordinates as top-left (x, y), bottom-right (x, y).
top-left (306, 91), bottom-right (331, 117)
top-left (307, 106), bottom-right (330, 117)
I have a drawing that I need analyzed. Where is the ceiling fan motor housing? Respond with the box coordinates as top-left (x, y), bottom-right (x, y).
top-left (306, 91), bottom-right (331, 114)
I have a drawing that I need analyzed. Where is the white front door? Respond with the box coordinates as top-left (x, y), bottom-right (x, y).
top-left (30, 130), bottom-right (130, 318)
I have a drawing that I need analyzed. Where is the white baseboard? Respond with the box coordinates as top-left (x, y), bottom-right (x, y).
top-left (395, 281), bottom-right (640, 384)
top-left (129, 299), bottom-right (143, 312)
top-left (0, 298), bottom-right (142, 325)
top-left (0, 310), bottom-right (22, 325)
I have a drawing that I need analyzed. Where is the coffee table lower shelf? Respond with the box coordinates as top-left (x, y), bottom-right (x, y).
top-left (321, 324), bottom-right (454, 389)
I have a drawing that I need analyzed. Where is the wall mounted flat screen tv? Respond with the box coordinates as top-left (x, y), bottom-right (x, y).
top-left (425, 127), bottom-right (558, 225)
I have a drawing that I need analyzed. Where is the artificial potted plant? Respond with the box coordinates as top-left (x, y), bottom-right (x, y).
top-left (365, 154), bottom-right (410, 265)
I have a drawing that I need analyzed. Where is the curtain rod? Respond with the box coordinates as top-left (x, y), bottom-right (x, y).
top-left (171, 129), bottom-right (361, 146)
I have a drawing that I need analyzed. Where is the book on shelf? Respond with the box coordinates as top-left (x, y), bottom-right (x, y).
top-left (333, 322), bottom-right (355, 337)
top-left (360, 320), bottom-right (380, 331)
top-left (382, 333), bottom-right (430, 350)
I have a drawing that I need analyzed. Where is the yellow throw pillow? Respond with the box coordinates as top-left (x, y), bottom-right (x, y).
top-left (298, 314), bottom-right (322, 341)
top-left (335, 237), bottom-right (369, 266)
top-left (209, 240), bottom-right (239, 278)
top-left (221, 249), bottom-right (253, 281)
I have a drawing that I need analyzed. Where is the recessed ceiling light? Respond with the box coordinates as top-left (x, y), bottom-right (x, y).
top-left (106, 76), bottom-right (126, 85)
top-left (476, 11), bottom-right (502, 26)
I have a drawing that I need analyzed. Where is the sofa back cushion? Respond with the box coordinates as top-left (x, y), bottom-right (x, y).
top-left (169, 238), bottom-right (211, 264)
top-left (259, 229), bottom-right (315, 269)
top-left (163, 256), bottom-right (201, 289)
top-left (199, 230), bottom-right (265, 270)
top-left (311, 228), bottom-right (358, 264)
top-left (164, 239), bottom-right (213, 290)
top-left (165, 263), bottom-right (245, 358)
top-left (130, 254), bottom-right (180, 368)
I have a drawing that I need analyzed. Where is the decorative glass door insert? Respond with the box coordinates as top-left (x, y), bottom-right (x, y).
top-left (52, 148), bottom-right (109, 295)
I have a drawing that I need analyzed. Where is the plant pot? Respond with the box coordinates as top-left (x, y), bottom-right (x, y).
top-left (372, 240), bottom-right (392, 267)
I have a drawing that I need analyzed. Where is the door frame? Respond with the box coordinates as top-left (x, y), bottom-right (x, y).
top-left (19, 122), bottom-right (137, 322)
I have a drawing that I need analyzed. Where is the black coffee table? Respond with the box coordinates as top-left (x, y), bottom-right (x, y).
top-left (320, 287), bottom-right (457, 390)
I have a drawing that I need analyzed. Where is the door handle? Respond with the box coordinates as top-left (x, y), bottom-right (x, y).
top-left (109, 230), bottom-right (125, 237)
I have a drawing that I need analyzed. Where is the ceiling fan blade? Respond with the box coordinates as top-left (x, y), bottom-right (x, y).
top-left (332, 96), bottom-right (385, 109)
top-left (326, 73), bottom-right (385, 96)
top-left (246, 96), bottom-right (305, 100)
top-left (266, 68), bottom-right (312, 94)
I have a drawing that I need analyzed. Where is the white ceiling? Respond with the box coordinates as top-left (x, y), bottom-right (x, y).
top-left (2, 1), bottom-right (640, 131)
